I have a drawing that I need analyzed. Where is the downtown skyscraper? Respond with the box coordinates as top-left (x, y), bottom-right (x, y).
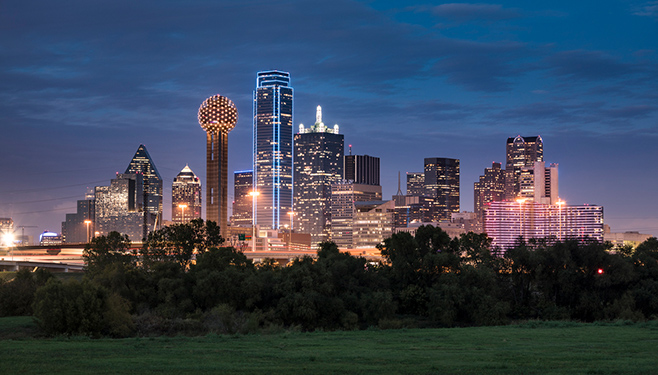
top-left (505, 135), bottom-right (543, 200)
top-left (253, 70), bottom-right (293, 229)
top-left (424, 157), bottom-right (460, 221)
top-left (294, 106), bottom-right (344, 244)
top-left (125, 144), bottom-right (163, 228)
top-left (231, 170), bottom-right (253, 227)
top-left (171, 165), bottom-right (202, 224)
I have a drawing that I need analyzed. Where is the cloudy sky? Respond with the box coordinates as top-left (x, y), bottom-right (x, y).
top-left (1, 0), bottom-right (657, 240)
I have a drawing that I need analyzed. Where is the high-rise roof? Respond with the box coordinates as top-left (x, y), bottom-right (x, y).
top-left (125, 144), bottom-right (162, 180)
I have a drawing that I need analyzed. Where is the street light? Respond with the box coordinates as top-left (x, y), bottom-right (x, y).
top-left (84, 220), bottom-right (92, 243)
top-left (178, 204), bottom-right (188, 223)
top-left (249, 191), bottom-right (260, 252)
top-left (287, 211), bottom-right (295, 232)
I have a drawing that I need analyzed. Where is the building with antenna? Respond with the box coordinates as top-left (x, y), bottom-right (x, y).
top-left (344, 154), bottom-right (380, 186)
top-left (294, 105), bottom-right (344, 244)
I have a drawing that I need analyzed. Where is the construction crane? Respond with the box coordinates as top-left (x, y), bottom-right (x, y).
top-left (16, 226), bottom-right (37, 245)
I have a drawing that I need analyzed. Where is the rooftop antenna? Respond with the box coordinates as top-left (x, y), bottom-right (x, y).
top-left (396, 171), bottom-right (403, 196)
top-left (348, 144), bottom-right (352, 155)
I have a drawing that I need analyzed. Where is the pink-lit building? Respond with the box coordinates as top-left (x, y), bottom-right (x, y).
top-left (484, 200), bottom-right (604, 252)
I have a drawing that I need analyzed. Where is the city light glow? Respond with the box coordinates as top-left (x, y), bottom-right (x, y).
top-left (2, 232), bottom-right (15, 247)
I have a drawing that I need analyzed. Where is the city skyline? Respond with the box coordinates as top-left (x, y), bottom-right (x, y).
top-left (1, 1), bottom-right (657, 239)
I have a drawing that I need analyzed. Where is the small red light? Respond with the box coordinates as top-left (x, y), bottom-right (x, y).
top-left (597, 268), bottom-right (604, 274)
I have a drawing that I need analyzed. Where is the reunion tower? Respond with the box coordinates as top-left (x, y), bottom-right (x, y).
top-left (198, 95), bottom-right (237, 238)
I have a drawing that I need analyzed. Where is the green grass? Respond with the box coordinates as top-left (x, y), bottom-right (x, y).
top-left (0, 319), bottom-right (656, 374)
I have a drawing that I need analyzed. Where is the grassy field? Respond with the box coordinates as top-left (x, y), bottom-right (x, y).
top-left (0, 317), bottom-right (656, 374)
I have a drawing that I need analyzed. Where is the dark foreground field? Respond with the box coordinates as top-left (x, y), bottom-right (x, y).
top-left (0, 317), bottom-right (656, 374)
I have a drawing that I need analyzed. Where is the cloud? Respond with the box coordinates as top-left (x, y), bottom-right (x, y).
top-left (545, 50), bottom-right (638, 81)
top-left (633, 1), bottom-right (658, 18)
top-left (431, 3), bottom-right (521, 22)
top-left (605, 105), bottom-right (657, 118)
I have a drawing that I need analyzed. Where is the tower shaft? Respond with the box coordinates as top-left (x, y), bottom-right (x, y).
top-left (206, 130), bottom-right (229, 237)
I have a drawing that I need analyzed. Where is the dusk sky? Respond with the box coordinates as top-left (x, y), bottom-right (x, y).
top-left (1, 0), bottom-right (657, 240)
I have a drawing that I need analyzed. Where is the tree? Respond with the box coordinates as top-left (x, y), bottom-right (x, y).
top-left (32, 279), bottom-right (133, 337)
top-left (83, 231), bottom-right (133, 274)
top-left (140, 219), bottom-right (223, 268)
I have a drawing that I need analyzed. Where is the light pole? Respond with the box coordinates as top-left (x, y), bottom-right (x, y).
top-left (249, 191), bottom-right (260, 252)
top-left (178, 204), bottom-right (188, 223)
top-left (84, 220), bottom-right (92, 243)
top-left (287, 211), bottom-right (294, 232)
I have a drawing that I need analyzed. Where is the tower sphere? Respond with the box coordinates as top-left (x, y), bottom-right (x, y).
top-left (198, 95), bottom-right (238, 133)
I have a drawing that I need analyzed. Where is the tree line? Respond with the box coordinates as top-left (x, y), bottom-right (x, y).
top-left (1, 219), bottom-right (657, 337)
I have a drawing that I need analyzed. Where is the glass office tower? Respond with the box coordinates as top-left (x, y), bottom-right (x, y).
top-left (125, 144), bottom-right (163, 229)
top-left (424, 157), bottom-right (460, 221)
top-left (253, 70), bottom-right (293, 229)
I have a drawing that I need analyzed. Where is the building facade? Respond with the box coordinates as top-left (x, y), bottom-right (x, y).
top-left (353, 200), bottom-right (395, 248)
top-left (125, 144), bottom-right (163, 228)
top-left (406, 172), bottom-right (425, 196)
top-left (424, 157), bottom-right (460, 221)
top-left (253, 70), bottom-right (293, 229)
top-left (61, 197), bottom-right (95, 243)
top-left (392, 195), bottom-right (435, 228)
top-left (484, 200), bottom-right (604, 251)
top-left (199, 95), bottom-right (238, 237)
top-left (344, 154), bottom-right (380, 186)
top-left (517, 161), bottom-right (559, 204)
top-left (474, 162), bottom-right (506, 224)
top-left (231, 170), bottom-right (253, 227)
top-left (95, 173), bottom-right (156, 242)
top-left (505, 135), bottom-right (543, 200)
top-left (330, 181), bottom-right (382, 249)
top-left (171, 165), bottom-right (202, 224)
top-left (293, 106), bottom-right (344, 244)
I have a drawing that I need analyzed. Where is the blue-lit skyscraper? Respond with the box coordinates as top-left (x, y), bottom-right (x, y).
top-left (253, 70), bottom-right (293, 229)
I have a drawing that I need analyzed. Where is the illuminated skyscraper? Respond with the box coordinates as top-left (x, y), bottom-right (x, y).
top-left (474, 162), bottom-right (506, 224)
top-left (294, 106), bottom-right (344, 243)
top-left (253, 70), bottom-right (293, 229)
top-left (125, 144), bottom-right (163, 228)
top-left (231, 170), bottom-right (253, 227)
top-left (406, 172), bottom-right (425, 196)
top-left (172, 165), bottom-right (202, 224)
top-left (518, 161), bottom-right (559, 204)
top-left (199, 95), bottom-right (238, 237)
top-left (424, 157), bottom-right (460, 221)
top-left (95, 173), bottom-right (155, 242)
top-left (505, 135), bottom-right (543, 200)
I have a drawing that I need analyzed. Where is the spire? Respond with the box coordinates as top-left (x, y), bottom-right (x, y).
top-left (396, 171), bottom-right (403, 196)
top-left (316, 105), bottom-right (322, 124)
top-left (181, 164), bottom-right (193, 173)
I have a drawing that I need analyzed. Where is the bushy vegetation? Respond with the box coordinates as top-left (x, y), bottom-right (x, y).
top-left (6, 220), bottom-right (658, 337)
